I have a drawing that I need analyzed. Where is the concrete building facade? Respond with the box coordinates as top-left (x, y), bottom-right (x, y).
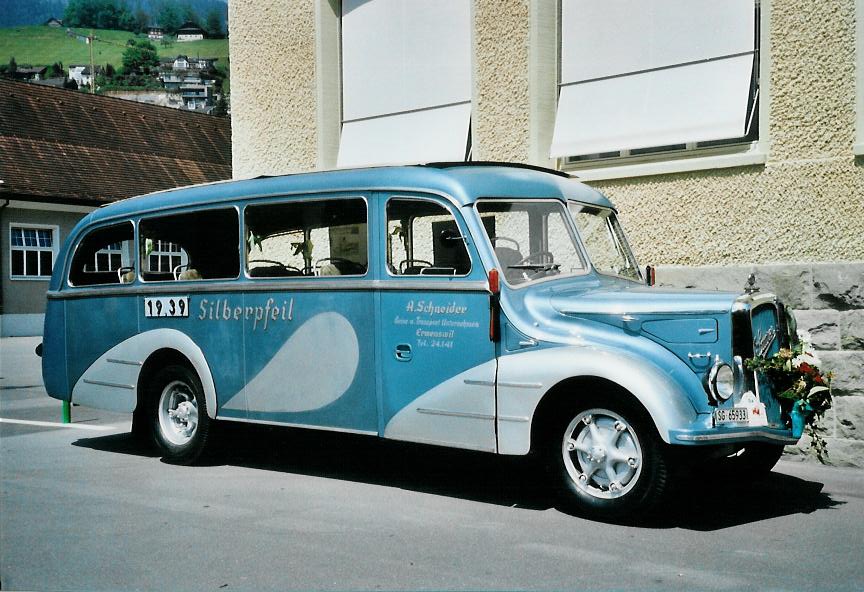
top-left (227, 0), bottom-right (864, 464)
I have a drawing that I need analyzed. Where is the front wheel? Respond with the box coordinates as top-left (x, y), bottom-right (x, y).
top-left (550, 399), bottom-right (670, 520)
top-left (148, 365), bottom-right (211, 464)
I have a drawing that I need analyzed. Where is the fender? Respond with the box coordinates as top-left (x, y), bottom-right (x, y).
top-left (496, 345), bottom-right (699, 454)
top-left (71, 328), bottom-right (218, 419)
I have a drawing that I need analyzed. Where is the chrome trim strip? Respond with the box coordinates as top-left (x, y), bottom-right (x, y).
top-left (81, 379), bottom-right (135, 390)
top-left (498, 415), bottom-right (530, 423)
top-left (498, 381), bottom-right (543, 389)
top-left (416, 408), bottom-right (495, 420)
top-left (47, 279), bottom-right (490, 300)
top-left (216, 415), bottom-right (378, 436)
top-left (106, 358), bottom-right (143, 367)
top-left (675, 430), bottom-right (798, 444)
top-left (462, 379), bottom-right (542, 389)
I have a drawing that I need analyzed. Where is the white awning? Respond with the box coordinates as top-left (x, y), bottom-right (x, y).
top-left (339, 0), bottom-right (472, 166)
top-left (552, 0), bottom-right (756, 158)
top-left (337, 102), bottom-right (471, 168)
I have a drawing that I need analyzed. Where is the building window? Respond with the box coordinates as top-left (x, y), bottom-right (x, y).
top-left (146, 240), bottom-right (186, 274)
top-left (337, 0), bottom-right (472, 167)
top-left (552, 0), bottom-right (760, 167)
top-left (9, 225), bottom-right (57, 279)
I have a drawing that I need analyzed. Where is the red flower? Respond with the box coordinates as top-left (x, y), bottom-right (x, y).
top-left (799, 362), bottom-right (812, 374)
top-left (813, 374), bottom-right (824, 385)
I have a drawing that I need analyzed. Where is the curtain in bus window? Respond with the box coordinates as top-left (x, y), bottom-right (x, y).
top-left (337, 0), bottom-right (472, 167)
top-left (550, 0), bottom-right (756, 158)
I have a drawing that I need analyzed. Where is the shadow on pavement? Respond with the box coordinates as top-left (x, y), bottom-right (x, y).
top-left (73, 422), bottom-right (842, 530)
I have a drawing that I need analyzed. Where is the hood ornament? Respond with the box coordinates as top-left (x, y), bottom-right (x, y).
top-left (744, 273), bottom-right (759, 294)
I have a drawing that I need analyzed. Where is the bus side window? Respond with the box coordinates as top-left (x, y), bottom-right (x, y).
top-left (245, 197), bottom-right (368, 278)
top-left (139, 208), bottom-right (240, 282)
top-left (69, 222), bottom-right (135, 286)
top-left (386, 198), bottom-right (471, 276)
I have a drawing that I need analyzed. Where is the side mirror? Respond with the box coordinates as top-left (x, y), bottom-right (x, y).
top-left (645, 265), bottom-right (656, 286)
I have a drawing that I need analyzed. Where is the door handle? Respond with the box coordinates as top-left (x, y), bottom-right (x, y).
top-left (395, 343), bottom-right (413, 362)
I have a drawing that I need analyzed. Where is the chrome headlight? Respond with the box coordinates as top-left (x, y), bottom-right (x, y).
top-left (709, 360), bottom-right (735, 401)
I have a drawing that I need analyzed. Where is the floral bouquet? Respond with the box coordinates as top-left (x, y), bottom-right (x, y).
top-left (745, 333), bottom-right (833, 462)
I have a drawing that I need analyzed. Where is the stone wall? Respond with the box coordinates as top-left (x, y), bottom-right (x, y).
top-left (657, 262), bottom-right (864, 467)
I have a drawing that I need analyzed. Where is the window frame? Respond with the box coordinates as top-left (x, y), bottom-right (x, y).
top-left (9, 223), bottom-right (59, 281)
top-left (473, 197), bottom-right (591, 289)
top-left (137, 205), bottom-right (242, 283)
top-left (242, 194), bottom-right (371, 280)
top-left (66, 221), bottom-right (136, 288)
top-left (556, 0), bottom-right (770, 181)
top-left (384, 195), bottom-right (475, 279)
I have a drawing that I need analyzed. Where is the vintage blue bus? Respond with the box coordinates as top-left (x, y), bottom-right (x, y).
top-left (40, 163), bottom-right (799, 518)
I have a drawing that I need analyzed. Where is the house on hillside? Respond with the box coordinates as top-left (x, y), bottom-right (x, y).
top-left (148, 26), bottom-right (165, 40)
top-left (12, 67), bottom-right (47, 82)
top-left (68, 65), bottom-right (98, 88)
top-left (0, 79), bottom-right (232, 336)
top-left (176, 21), bottom-right (206, 42)
top-left (44, 17), bottom-right (63, 27)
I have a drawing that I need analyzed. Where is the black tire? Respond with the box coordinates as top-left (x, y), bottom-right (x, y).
top-left (146, 364), bottom-right (211, 464)
top-left (547, 395), bottom-right (670, 520)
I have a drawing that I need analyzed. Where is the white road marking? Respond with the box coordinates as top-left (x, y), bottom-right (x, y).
top-left (0, 418), bottom-right (115, 431)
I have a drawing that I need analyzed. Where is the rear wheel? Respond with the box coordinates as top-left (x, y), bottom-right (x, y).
top-left (148, 364), bottom-right (211, 464)
top-left (549, 397), bottom-right (670, 520)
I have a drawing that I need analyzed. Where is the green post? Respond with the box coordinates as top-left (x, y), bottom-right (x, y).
top-left (62, 400), bottom-right (71, 424)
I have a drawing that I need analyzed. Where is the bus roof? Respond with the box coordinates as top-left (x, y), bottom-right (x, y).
top-left (87, 163), bottom-right (614, 223)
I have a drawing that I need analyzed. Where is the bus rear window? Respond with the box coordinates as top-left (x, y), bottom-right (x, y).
top-left (139, 208), bottom-right (240, 281)
top-left (69, 222), bottom-right (135, 286)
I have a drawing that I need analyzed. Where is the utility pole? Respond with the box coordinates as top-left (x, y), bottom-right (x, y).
top-left (88, 29), bottom-right (95, 94)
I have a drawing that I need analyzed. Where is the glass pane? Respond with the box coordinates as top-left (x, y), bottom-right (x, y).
top-left (37, 229), bottom-right (53, 247)
top-left (10, 228), bottom-right (24, 247)
top-left (39, 251), bottom-right (53, 275)
top-left (11, 250), bottom-right (24, 275)
top-left (569, 203), bottom-right (640, 281)
top-left (68, 222), bottom-right (134, 286)
top-left (245, 198), bottom-right (368, 278)
top-left (476, 200), bottom-right (585, 285)
top-left (387, 199), bottom-right (470, 276)
top-left (139, 208), bottom-right (239, 281)
top-left (26, 250), bottom-right (38, 276)
top-left (23, 229), bottom-right (37, 247)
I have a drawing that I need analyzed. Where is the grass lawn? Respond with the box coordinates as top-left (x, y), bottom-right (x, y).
top-left (0, 25), bottom-right (229, 70)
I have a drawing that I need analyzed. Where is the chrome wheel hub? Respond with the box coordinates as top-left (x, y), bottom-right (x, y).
top-left (158, 380), bottom-right (198, 446)
top-left (562, 408), bottom-right (643, 500)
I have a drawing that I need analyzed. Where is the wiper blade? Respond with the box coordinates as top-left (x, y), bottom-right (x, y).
top-left (507, 263), bottom-right (561, 272)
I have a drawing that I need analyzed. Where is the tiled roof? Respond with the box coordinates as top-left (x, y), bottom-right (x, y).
top-left (0, 79), bottom-right (231, 205)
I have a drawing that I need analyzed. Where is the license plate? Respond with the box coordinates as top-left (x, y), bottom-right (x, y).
top-left (144, 296), bottom-right (189, 318)
top-left (714, 407), bottom-right (750, 425)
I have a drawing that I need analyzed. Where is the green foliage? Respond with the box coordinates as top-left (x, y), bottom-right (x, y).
top-left (121, 39), bottom-right (159, 75)
top-left (205, 7), bottom-right (222, 37)
top-left (63, 0), bottom-right (137, 32)
top-left (157, 1), bottom-right (182, 35)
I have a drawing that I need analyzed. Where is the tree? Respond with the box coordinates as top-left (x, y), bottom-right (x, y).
top-left (157, 0), bottom-right (181, 34)
top-left (9, 57), bottom-right (18, 75)
top-left (134, 8), bottom-right (149, 33)
top-left (121, 39), bottom-right (159, 75)
top-left (205, 7), bottom-right (222, 37)
top-left (49, 61), bottom-right (64, 77)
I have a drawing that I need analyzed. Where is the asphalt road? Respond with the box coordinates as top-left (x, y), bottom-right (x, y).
top-left (2, 336), bottom-right (863, 591)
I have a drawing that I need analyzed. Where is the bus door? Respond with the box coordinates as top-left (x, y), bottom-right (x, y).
top-left (240, 195), bottom-right (378, 433)
top-left (377, 194), bottom-right (497, 452)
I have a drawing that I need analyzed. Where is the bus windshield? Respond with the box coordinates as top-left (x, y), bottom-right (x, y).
top-left (476, 200), bottom-right (586, 286)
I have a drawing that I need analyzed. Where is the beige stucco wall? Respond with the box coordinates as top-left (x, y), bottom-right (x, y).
top-left (228, 0), bottom-right (318, 177)
top-left (228, 0), bottom-right (863, 266)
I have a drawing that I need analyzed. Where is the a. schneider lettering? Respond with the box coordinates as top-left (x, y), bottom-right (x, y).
top-left (198, 297), bottom-right (294, 331)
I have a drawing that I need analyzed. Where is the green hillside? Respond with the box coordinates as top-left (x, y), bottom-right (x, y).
top-left (0, 25), bottom-right (229, 70)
